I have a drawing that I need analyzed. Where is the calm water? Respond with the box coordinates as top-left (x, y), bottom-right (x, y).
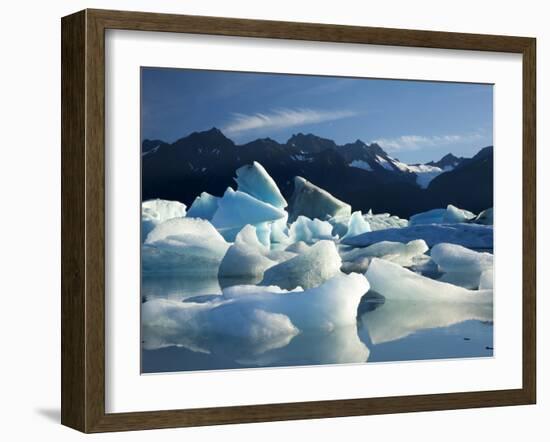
top-left (141, 271), bottom-right (493, 373)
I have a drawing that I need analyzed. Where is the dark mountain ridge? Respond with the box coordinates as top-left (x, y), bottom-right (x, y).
top-left (142, 128), bottom-right (493, 218)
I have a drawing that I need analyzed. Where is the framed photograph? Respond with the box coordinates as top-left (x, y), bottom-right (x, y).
top-left (61, 9), bottom-right (536, 433)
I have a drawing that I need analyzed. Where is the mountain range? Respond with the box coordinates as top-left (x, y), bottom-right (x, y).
top-left (142, 128), bottom-right (493, 218)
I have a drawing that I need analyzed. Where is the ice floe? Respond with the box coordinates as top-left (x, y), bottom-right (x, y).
top-left (261, 240), bottom-right (343, 290)
top-left (235, 161), bottom-right (287, 209)
top-left (342, 223), bottom-right (493, 248)
top-left (142, 217), bottom-right (229, 274)
top-left (288, 176), bottom-right (351, 222)
top-left (366, 258), bottom-right (493, 304)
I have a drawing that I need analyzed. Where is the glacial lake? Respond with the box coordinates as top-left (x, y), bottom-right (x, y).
top-left (141, 269), bottom-right (494, 374)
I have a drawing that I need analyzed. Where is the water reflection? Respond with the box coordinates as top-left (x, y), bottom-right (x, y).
top-left (141, 274), bottom-right (493, 373)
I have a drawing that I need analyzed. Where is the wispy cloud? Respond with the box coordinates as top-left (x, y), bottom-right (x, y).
top-left (222, 108), bottom-right (357, 136)
top-left (373, 132), bottom-right (484, 152)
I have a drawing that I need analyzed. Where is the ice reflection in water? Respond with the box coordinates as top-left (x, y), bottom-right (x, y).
top-left (142, 274), bottom-right (493, 373)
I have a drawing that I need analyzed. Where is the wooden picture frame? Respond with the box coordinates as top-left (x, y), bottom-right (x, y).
top-left (61, 8), bottom-right (536, 433)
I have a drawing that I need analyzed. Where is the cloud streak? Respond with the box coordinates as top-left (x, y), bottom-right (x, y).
top-left (373, 133), bottom-right (484, 152)
top-left (222, 108), bottom-right (357, 136)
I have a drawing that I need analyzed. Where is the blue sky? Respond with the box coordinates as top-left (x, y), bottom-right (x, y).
top-left (141, 67), bottom-right (493, 164)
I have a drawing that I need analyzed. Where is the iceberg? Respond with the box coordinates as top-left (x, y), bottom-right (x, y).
top-left (431, 243), bottom-right (493, 274)
top-left (341, 211), bottom-right (371, 240)
top-left (443, 204), bottom-right (476, 223)
top-left (366, 258), bottom-right (493, 304)
top-left (141, 199), bottom-right (187, 240)
top-left (366, 212), bottom-right (408, 231)
top-left (142, 298), bottom-right (299, 355)
top-left (142, 217), bottom-right (229, 274)
top-left (342, 223), bottom-right (493, 248)
top-left (211, 187), bottom-right (287, 242)
top-left (342, 239), bottom-right (428, 269)
top-left (472, 208), bottom-right (494, 225)
top-left (142, 272), bottom-right (370, 356)
top-left (218, 225), bottom-right (277, 281)
top-left (409, 205), bottom-right (475, 225)
top-left (235, 162), bottom-right (287, 208)
top-left (288, 176), bottom-right (351, 222)
top-left (330, 211), bottom-right (407, 237)
top-left (186, 192), bottom-right (219, 220)
top-left (288, 216), bottom-right (336, 244)
top-left (261, 240), bottom-right (343, 290)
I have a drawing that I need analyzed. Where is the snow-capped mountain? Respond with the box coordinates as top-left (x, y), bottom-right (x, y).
top-left (142, 128), bottom-right (492, 217)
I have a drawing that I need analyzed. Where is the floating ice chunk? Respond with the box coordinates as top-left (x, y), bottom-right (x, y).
top-left (341, 211), bottom-right (371, 240)
top-left (342, 239), bottom-right (428, 268)
top-left (187, 192), bottom-right (219, 220)
top-left (366, 258), bottom-right (493, 304)
top-left (431, 243), bottom-right (493, 274)
top-left (218, 225), bottom-right (276, 280)
top-left (330, 211), bottom-right (407, 236)
top-left (143, 218), bottom-right (229, 274)
top-left (142, 298), bottom-right (299, 355)
top-left (288, 176), bottom-right (351, 222)
top-left (342, 223), bottom-right (493, 248)
top-left (479, 268), bottom-right (494, 290)
top-left (365, 212), bottom-right (408, 231)
top-left (289, 216), bottom-right (336, 244)
top-left (360, 299), bottom-right (493, 345)
top-left (410, 205), bottom-right (475, 225)
top-left (211, 188), bottom-right (286, 242)
top-left (409, 208), bottom-right (446, 226)
top-left (472, 208), bottom-right (494, 225)
top-left (142, 273), bottom-right (370, 356)
top-left (437, 272), bottom-right (484, 290)
top-left (261, 240), bottom-right (343, 290)
top-left (443, 204), bottom-right (476, 223)
top-left (235, 162), bottom-right (287, 208)
top-left (141, 199), bottom-right (187, 240)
